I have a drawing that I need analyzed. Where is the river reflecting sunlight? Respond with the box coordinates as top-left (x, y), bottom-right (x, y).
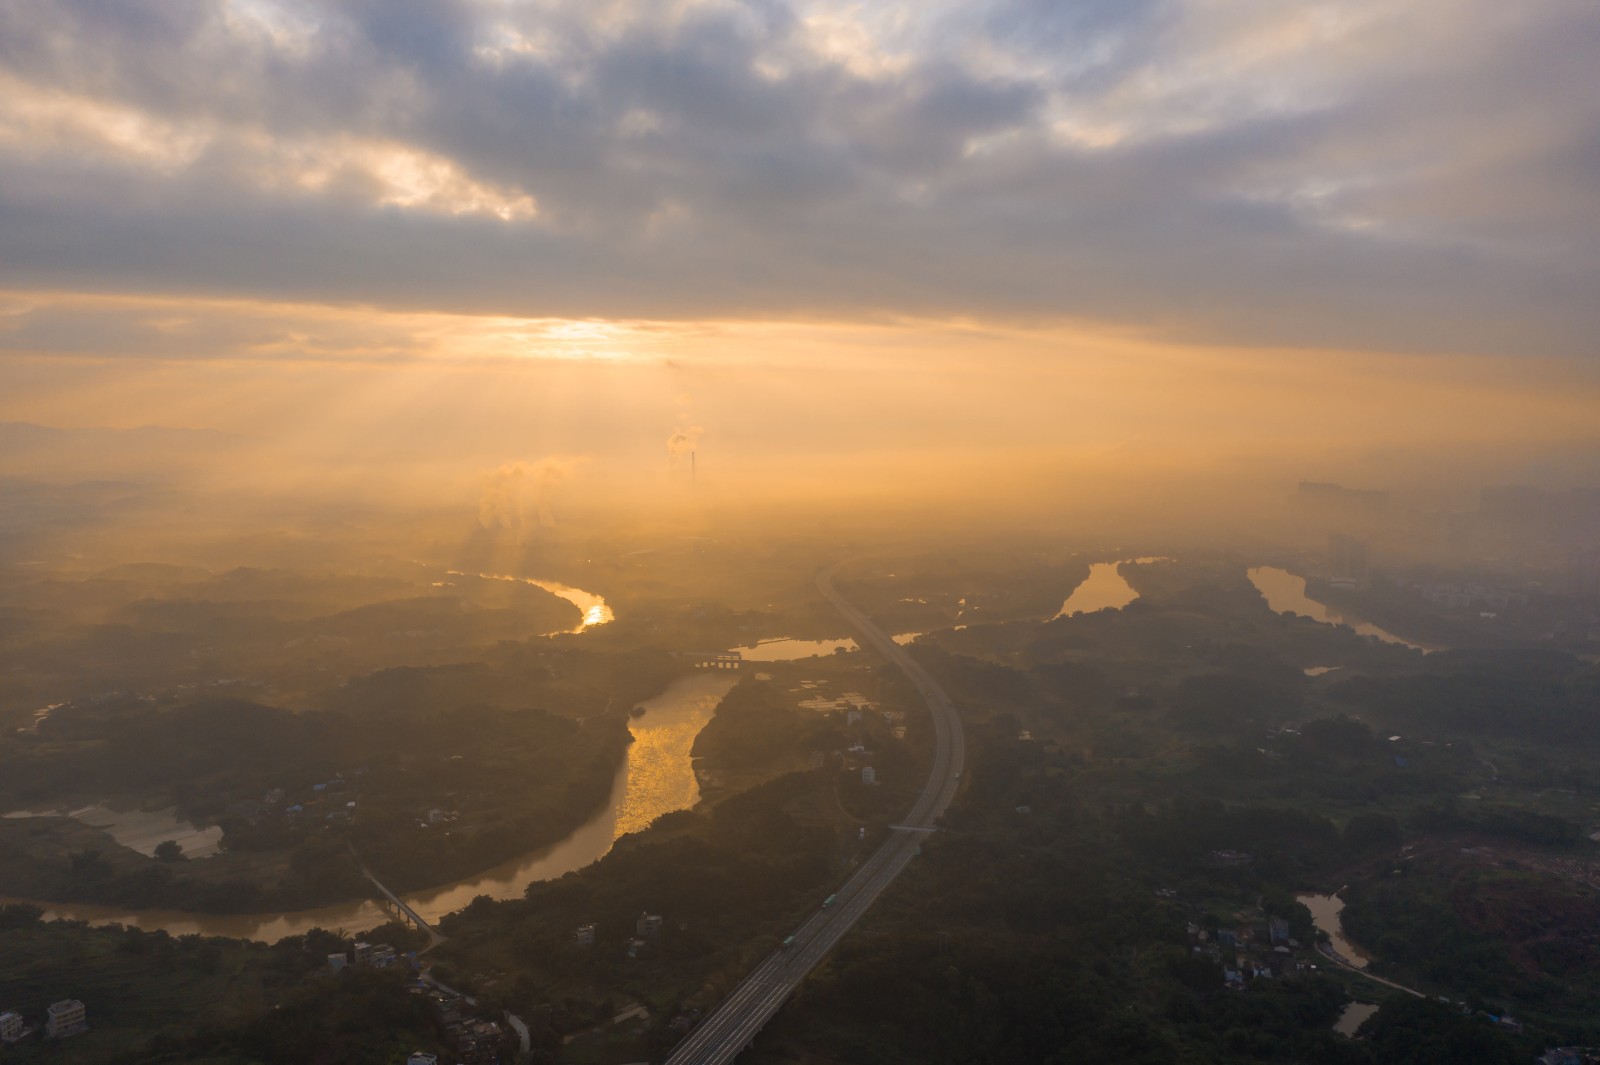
top-left (1055, 557), bottom-right (1170, 618)
top-left (3, 672), bottom-right (736, 941)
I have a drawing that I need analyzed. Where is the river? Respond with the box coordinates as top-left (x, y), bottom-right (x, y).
top-left (1247, 567), bottom-right (1430, 651)
top-left (471, 573), bottom-right (615, 632)
top-left (1300, 890), bottom-right (1381, 1036)
top-left (5, 648), bottom-right (737, 943)
top-left (1298, 891), bottom-right (1371, 969)
top-left (730, 637), bottom-right (858, 660)
top-left (1054, 557), bottom-right (1169, 618)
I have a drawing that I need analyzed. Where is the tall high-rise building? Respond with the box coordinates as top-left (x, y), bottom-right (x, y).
top-left (1329, 534), bottom-right (1369, 589)
top-left (1572, 548), bottom-right (1600, 599)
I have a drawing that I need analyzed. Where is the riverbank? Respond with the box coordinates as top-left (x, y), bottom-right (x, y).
top-left (1249, 566), bottom-right (1434, 652)
top-left (0, 701), bottom-right (635, 915)
top-left (0, 672), bottom-right (739, 942)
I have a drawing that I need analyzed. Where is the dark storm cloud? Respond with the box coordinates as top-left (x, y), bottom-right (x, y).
top-left (0, 0), bottom-right (1596, 355)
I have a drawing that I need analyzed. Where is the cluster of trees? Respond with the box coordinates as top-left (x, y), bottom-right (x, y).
top-left (432, 769), bottom-right (844, 1040)
top-left (1170, 672), bottom-right (1304, 739)
top-left (1328, 650), bottom-right (1600, 746)
top-left (0, 909), bottom-right (448, 1065)
top-left (747, 721), bottom-right (1534, 1065)
top-left (1342, 857), bottom-right (1600, 1020)
top-left (690, 678), bottom-right (838, 774)
top-left (0, 693), bottom-right (638, 910)
top-left (708, 590), bottom-right (1598, 1058)
top-left (165, 968), bottom-right (452, 1065)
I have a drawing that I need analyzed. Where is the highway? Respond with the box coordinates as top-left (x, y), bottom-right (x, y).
top-left (663, 564), bottom-right (966, 1065)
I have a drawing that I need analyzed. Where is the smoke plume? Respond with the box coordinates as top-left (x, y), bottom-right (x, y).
top-left (667, 424), bottom-right (703, 456)
top-left (478, 457), bottom-right (575, 533)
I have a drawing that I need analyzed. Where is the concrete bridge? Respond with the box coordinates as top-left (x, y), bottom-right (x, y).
top-left (358, 861), bottom-right (445, 951)
top-left (660, 564), bottom-right (966, 1065)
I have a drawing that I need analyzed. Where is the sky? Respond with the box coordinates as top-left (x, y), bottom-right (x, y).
top-left (1, 0), bottom-right (1598, 507)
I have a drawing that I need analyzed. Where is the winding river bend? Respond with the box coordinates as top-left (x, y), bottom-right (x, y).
top-left (475, 572), bottom-right (615, 632)
top-left (1247, 566), bottom-right (1430, 651)
top-left (4, 584), bottom-right (737, 942)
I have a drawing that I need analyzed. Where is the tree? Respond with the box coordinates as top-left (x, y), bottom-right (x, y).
top-left (1344, 813), bottom-right (1401, 854)
top-left (69, 848), bottom-right (112, 879)
top-left (1360, 997), bottom-right (1523, 1064)
top-left (0, 903), bottom-right (43, 929)
top-left (155, 839), bottom-right (186, 862)
top-left (1302, 715), bottom-right (1376, 757)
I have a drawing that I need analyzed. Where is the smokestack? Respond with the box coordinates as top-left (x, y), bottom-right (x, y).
top-left (691, 451), bottom-right (696, 482)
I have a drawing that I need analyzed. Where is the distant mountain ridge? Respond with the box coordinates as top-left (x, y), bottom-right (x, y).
top-left (0, 421), bottom-right (247, 481)
top-left (0, 420), bottom-right (243, 449)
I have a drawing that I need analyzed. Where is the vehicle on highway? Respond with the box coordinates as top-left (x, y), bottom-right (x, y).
top-left (660, 564), bottom-right (966, 1065)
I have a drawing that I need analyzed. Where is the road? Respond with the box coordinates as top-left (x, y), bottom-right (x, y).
top-left (663, 564), bottom-right (965, 1065)
top-left (1315, 942), bottom-right (1424, 999)
top-left (358, 861), bottom-right (446, 951)
top-left (420, 972), bottom-right (532, 1057)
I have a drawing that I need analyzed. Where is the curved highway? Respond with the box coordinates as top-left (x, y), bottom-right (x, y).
top-left (663, 564), bottom-right (965, 1065)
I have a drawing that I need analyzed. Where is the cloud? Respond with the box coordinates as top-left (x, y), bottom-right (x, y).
top-left (0, 0), bottom-right (1596, 355)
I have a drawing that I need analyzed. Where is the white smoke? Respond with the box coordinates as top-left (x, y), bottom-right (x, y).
top-left (666, 423), bottom-right (703, 456)
top-left (478, 457), bottom-right (575, 533)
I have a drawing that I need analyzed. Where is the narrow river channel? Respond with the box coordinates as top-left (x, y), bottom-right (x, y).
top-left (1247, 567), bottom-right (1431, 651)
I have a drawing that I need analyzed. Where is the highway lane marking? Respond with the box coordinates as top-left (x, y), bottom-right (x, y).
top-left (663, 564), bottom-right (964, 1065)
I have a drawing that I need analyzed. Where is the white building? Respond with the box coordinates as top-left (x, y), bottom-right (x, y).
top-left (407, 1053), bottom-right (440, 1065)
top-left (46, 1000), bottom-right (87, 1039)
top-left (861, 766), bottom-right (876, 785)
top-left (0, 1011), bottom-right (26, 1042)
top-left (575, 923), bottom-right (596, 947)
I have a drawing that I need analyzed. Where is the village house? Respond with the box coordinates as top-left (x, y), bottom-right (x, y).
top-left (0, 1010), bottom-right (28, 1043)
top-left (45, 999), bottom-right (87, 1039)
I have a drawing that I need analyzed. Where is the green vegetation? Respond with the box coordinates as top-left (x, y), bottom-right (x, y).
top-left (5, 547), bottom-right (1599, 1062)
top-left (732, 557), bottom-right (1600, 1060)
top-left (1342, 852), bottom-right (1600, 1022)
top-left (1326, 649), bottom-right (1600, 745)
top-left (0, 909), bottom-right (447, 1065)
top-left (0, 550), bottom-right (697, 912)
top-left (430, 770), bottom-right (846, 1057)
top-left (690, 679), bottom-right (837, 796)
top-left (409, 654), bottom-right (950, 1051)
top-left (0, 694), bottom-right (637, 911)
top-left (737, 715), bottom-right (1535, 1064)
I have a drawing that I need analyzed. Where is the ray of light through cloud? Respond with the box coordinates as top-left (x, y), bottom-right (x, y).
top-left (0, 0), bottom-right (1596, 510)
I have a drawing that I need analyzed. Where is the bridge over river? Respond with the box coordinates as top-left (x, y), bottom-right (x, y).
top-left (662, 563), bottom-right (966, 1064)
